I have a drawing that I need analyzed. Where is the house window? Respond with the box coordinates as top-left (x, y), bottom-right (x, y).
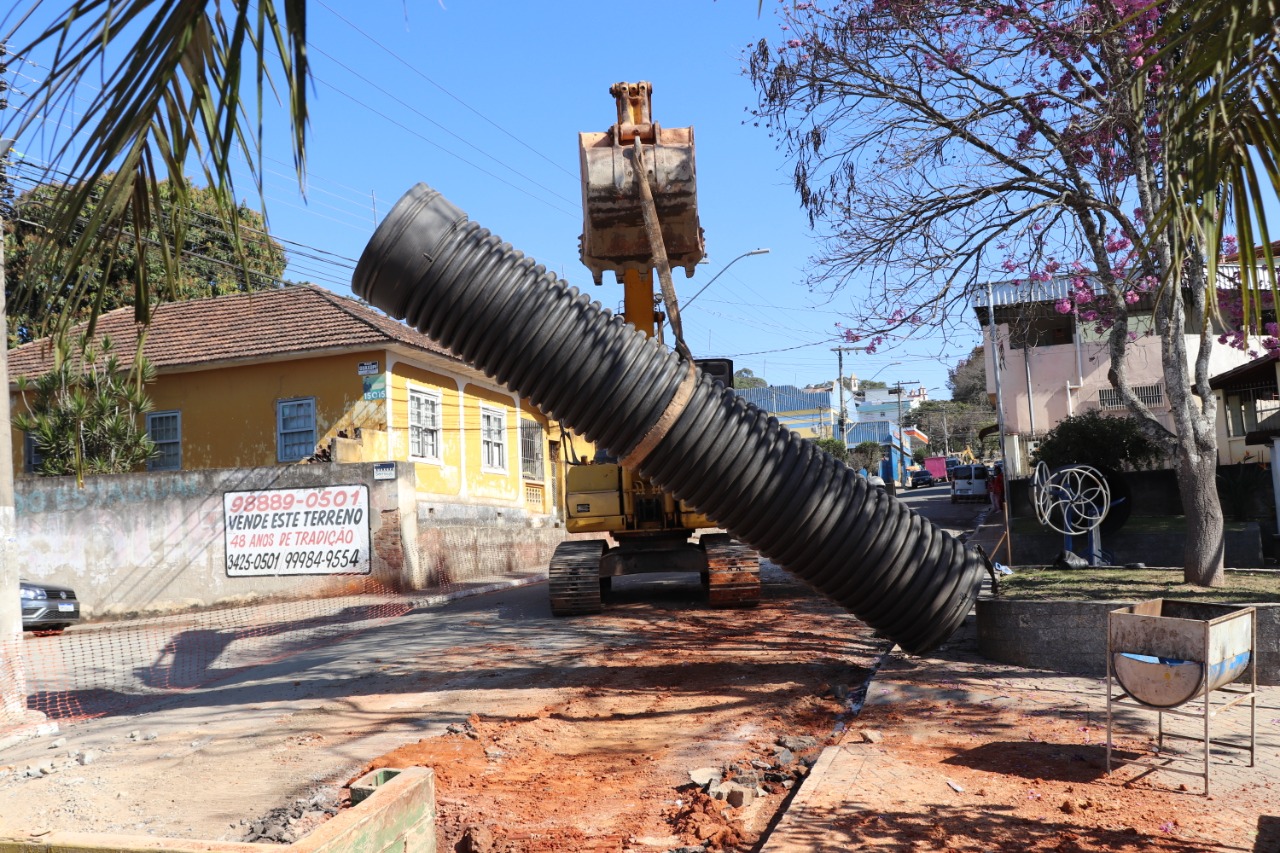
top-left (23, 433), bottom-right (44, 474)
top-left (1225, 384), bottom-right (1280, 438)
top-left (1099, 384), bottom-right (1164, 410)
top-left (408, 388), bottom-right (442, 461)
top-left (147, 411), bottom-right (182, 471)
top-left (1009, 314), bottom-right (1075, 348)
top-left (480, 406), bottom-right (507, 471)
top-left (520, 419), bottom-right (545, 481)
top-left (277, 398), bottom-right (317, 462)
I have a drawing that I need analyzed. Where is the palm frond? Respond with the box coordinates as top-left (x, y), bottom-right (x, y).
top-left (1154, 0), bottom-right (1280, 308)
top-left (6, 0), bottom-right (308, 334)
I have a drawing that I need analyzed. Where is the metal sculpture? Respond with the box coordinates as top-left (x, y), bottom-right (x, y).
top-left (1032, 462), bottom-right (1112, 565)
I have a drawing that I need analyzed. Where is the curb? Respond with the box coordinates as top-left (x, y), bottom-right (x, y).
top-left (405, 573), bottom-right (546, 610)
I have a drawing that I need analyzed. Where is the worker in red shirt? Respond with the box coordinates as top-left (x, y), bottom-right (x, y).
top-left (989, 466), bottom-right (1005, 511)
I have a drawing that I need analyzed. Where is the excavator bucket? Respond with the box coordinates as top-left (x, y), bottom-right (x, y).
top-left (579, 81), bottom-right (704, 285)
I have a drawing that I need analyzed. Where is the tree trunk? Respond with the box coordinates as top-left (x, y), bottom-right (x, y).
top-left (1175, 445), bottom-right (1225, 586)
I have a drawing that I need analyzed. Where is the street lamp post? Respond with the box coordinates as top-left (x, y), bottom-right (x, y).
top-left (682, 248), bottom-right (770, 309)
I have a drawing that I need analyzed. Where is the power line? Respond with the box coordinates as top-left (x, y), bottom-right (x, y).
top-left (5, 160), bottom-right (358, 291)
top-left (307, 41), bottom-right (579, 211)
top-left (315, 0), bottom-right (578, 183)
top-left (306, 70), bottom-right (578, 219)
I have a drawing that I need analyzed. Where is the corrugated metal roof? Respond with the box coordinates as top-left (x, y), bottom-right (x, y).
top-left (973, 265), bottom-right (1245, 309)
top-left (845, 421), bottom-right (900, 444)
top-left (735, 385), bottom-right (832, 413)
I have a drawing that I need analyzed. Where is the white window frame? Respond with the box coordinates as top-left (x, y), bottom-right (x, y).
top-left (520, 419), bottom-right (545, 482)
top-left (146, 410), bottom-right (182, 471)
top-left (277, 397), bottom-right (317, 462)
top-left (408, 386), bottom-right (443, 462)
top-left (480, 405), bottom-right (507, 473)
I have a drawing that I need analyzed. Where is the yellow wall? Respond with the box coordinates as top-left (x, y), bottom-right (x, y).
top-left (519, 402), bottom-right (554, 515)
top-left (386, 362), bottom-right (556, 512)
top-left (13, 348), bottom-right (560, 516)
top-left (463, 383), bottom-right (520, 502)
top-left (390, 363), bottom-right (463, 497)
top-left (143, 350), bottom-right (388, 469)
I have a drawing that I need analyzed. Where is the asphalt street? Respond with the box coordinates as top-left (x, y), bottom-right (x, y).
top-left (893, 481), bottom-right (989, 538)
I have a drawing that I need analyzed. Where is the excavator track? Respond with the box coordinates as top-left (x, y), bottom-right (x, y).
top-left (549, 540), bottom-right (607, 616)
top-left (702, 533), bottom-right (761, 608)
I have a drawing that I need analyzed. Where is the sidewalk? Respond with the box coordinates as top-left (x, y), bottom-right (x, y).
top-left (1, 570), bottom-right (547, 749)
top-left (762, 509), bottom-right (1280, 852)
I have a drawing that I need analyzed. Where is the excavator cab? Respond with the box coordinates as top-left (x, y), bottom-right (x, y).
top-left (549, 83), bottom-right (761, 616)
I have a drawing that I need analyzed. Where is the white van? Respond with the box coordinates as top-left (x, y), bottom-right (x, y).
top-left (950, 464), bottom-right (989, 503)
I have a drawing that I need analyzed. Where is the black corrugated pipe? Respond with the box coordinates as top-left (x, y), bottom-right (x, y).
top-left (352, 184), bottom-right (987, 653)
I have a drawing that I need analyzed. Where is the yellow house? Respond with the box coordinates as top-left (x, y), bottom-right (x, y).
top-left (9, 285), bottom-right (559, 516)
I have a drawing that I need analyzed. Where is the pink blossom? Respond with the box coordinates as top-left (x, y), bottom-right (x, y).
top-left (1054, 298), bottom-right (1072, 314)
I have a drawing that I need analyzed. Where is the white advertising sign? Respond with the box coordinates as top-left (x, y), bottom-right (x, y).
top-left (223, 485), bottom-right (371, 576)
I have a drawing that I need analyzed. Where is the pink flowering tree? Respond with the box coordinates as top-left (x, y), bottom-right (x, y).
top-left (749, 0), bottom-right (1229, 584)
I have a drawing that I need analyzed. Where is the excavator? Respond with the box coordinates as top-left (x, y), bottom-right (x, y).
top-left (547, 82), bottom-right (761, 616)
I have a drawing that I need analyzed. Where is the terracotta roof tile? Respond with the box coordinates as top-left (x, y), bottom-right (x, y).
top-left (8, 285), bottom-right (457, 380)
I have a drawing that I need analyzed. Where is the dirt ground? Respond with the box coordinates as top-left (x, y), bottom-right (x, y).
top-left (2, 569), bottom-right (1275, 852)
top-left (839, 695), bottom-right (1274, 851)
top-left (352, 576), bottom-right (882, 853)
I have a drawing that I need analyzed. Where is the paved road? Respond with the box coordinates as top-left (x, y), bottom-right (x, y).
top-left (893, 481), bottom-right (989, 538)
top-left (0, 579), bottom-right (663, 839)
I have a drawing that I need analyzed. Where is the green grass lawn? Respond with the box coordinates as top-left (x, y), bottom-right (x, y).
top-left (996, 568), bottom-right (1280, 603)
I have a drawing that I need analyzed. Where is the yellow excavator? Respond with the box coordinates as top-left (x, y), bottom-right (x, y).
top-left (547, 82), bottom-right (761, 615)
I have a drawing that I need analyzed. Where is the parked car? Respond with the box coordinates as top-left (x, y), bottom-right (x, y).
top-left (950, 464), bottom-right (990, 503)
top-left (945, 458), bottom-right (961, 481)
top-left (908, 469), bottom-right (935, 489)
top-left (20, 578), bottom-right (81, 631)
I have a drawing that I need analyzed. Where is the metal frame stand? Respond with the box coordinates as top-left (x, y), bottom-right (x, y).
top-left (1106, 608), bottom-right (1257, 795)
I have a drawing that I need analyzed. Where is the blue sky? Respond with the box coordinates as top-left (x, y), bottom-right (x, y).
top-left (6, 1), bottom-right (985, 397)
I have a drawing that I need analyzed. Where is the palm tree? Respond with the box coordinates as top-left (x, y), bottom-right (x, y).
top-left (1156, 1), bottom-right (1280, 304)
top-left (0, 0), bottom-right (308, 725)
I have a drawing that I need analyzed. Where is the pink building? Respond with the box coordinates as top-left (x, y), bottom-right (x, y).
top-left (974, 276), bottom-right (1256, 477)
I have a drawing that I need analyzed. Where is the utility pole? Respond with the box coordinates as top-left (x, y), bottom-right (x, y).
top-left (888, 378), bottom-right (919, 485)
top-left (985, 281), bottom-right (1009, 469)
top-left (941, 407), bottom-right (951, 456)
top-left (0, 40), bottom-right (27, 720)
top-left (831, 346), bottom-right (859, 444)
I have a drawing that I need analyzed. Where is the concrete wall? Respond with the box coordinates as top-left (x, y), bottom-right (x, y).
top-left (1009, 525), bottom-right (1264, 568)
top-left (13, 463), bottom-right (566, 620)
top-left (1005, 466), bottom-right (1274, 566)
top-left (977, 598), bottom-right (1280, 685)
top-left (0, 766), bottom-right (436, 853)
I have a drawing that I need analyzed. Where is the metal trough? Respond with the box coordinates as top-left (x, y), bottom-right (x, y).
top-left (1108, 599), bottom-right (1254, 708)
top-left (1105, 599), bottom-right (1258, 794)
